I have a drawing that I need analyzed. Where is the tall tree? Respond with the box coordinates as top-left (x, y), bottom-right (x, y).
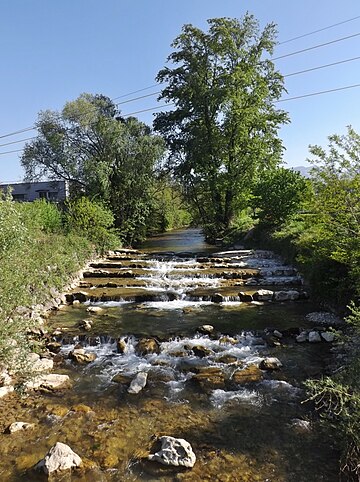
top-left (21, 93), bottom-right (165, 243)
top-left (154, 14), bottom-right (289, 239)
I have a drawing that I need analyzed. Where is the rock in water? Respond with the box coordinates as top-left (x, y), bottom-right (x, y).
top-left (308, 331), bottom-right (321, 343)
top-left (148, 436), bottom-right (196, 468)
top-left (7, 421), bottom-right (35, 433)
top-left (35, 442), bottom-right (82, 474)
top-left (128, 372), bottom-right (148, 394)
top-left (259, 357), bottom-right (283, 370)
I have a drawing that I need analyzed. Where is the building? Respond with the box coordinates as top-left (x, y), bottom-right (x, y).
top-left (0, 180), bottom-right (69, 202)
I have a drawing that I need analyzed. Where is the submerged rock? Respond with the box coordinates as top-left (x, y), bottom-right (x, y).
top-left (35, 442), bottom-right (82, 475)
top-left (191, 366), bottom-right (225, 390)
top-left (192, 345), bottom-right (213, 358)
top-left (290, 418), bottom-right (311, 433)
top-left (128, 372), bottom-right (148, 394)
top-left (306, 311), bottom-right (343, 326)
top-left (148, 436), bottom-right (196, 468)
top-left (273, 290), bottom-right (300, 301)
top-left (86, 306), bottom-right (103, 314)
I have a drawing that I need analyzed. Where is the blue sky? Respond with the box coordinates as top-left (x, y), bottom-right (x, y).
top-left (1, 0), bottom-right (359, 181)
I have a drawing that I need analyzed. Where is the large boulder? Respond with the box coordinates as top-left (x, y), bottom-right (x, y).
top-left (308, 331), bottom-right (321, 343)
top-left (69, 349), bottom-right (97, 364)
top-left (128, 372), bottom-right (148, 394)
top-left (232, 365), bottom-right (263, 384)
top-left (26, 374), bottom-right (72, 392)
top-left (35, 442), bottom-right (82, 475)
top-left (148, 436), bottom-right (196, 468)
top-left (191, 366), bottom-right (225, 390)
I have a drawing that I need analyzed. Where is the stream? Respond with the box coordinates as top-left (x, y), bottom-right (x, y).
top-left (0, 228), bottom-right (339, 481)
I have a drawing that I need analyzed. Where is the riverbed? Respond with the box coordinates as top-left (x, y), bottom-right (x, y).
top-left (0, 228), bottom-right (339, 481)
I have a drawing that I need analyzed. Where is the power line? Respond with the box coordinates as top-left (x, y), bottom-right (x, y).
top-left (284, 55), bottom-right (360, 77)
top-left (115, 91), bottom-right (161, 106)
top-left (279, 15), bottom-right (360, 45)
top-left (0, 126), bottom-right (36, 140)
top-left (111, 84), bottom-right (161, 101)
top-left (0, 136), bottom-right (37, 148)
top-left (123, 103), bottom-right (175, 117)
top-left (0, 148), bottom-right (24, 156)
top-left (273, 32), bottom-right (360, 60)
top-left (276, 83), bottom-right (360, 102)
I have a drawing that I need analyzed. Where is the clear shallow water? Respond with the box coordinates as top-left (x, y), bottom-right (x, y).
top-left (0, 229), bottom-right (339, 481)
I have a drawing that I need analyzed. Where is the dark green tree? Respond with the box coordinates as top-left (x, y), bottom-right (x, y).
top-left (154, 14), bottom-right (289, 240)
top-left (21, 93), bottom-right (165, 243)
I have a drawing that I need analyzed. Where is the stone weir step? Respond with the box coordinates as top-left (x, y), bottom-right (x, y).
top-left (66, 288), bottom-right (308, 304)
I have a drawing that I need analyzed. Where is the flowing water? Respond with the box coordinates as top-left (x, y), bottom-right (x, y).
top-left (0, 229), bottom-right (339, 481)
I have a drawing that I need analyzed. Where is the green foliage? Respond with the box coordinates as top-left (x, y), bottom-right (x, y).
top-left (149, 177), bottom-right (192, 233)
top-left (0, 193), bottom-right (122, 375)
top-left (65, 197), bottom-right (120, 252)
top-left (20, 199), bottom-right (63, 233)
top-left (154, 14), bottom-right (289, 237)
top-left (21, 93), bottom-right (165, 244)
top-left (252, 167), bottom-right (310, 227)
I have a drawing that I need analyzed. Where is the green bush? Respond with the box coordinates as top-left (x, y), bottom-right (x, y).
top-left (65, 197), bottom-right (120, 252)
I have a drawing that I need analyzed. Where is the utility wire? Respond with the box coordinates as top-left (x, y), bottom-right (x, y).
top-left (0, 136), bottom-right (37, 148)
top-left (111, 83), bottom-right (161, 101)
top-left (0, 126), bottom-right (36, 140)
top-left (122, 103), bottom-right (175, 117)
top-left (276, 83), bottom-right (360, 102)
top-left (273, 32), bottom-right (360, 60)
top-left (279, 15), bottom-right (360, 45)
top-left (115, 91), bottom-right (162, 106)
top-left (0, 148), bottom-right (24, 156)
top-left (284, 55), bottom-right (360, 77)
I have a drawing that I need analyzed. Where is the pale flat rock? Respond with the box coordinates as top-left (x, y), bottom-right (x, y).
top-left (26, 374), bottom-right (71, 391)
top-left (86, 306), bottom-right (103, 314)
top-left (0, 385), bottom-right (14, 398)
top-left (148, 436), bottom-right (196, 468)
top-left (8, 421), bottom-right (35, 433)
top-left (35, 442), bottom-right (82, 475)
top-left (128, 372), bottom-right (148, 394)
top-left (33, 358), bottom-right (54, 372)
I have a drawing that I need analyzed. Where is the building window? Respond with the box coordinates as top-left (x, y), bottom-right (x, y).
top-left (12, 193), bottom-right (26, 201)
top-left (38, 191), bottom-right (49, 199)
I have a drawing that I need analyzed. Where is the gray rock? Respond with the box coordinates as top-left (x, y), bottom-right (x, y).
top-left (321, 331), bottom-right (335, 342)
top-left (86, 306), bottom-right (103, 314)
top-left (309, 331), bottom-right (321, 343)
top-left (148, 436), bottom-right (196, 468)
top-left (8, 421), bottom-right (35, 433)
top-left (33, 358), bottom-right (54, 372)
top-left (35, 442), bottom-right (82, 475)
top-left (274, 290), bottom-right (300, 301)
top-left (273, 330), bottom-right (283, 339)
top-left (128, 372), bottom-right (148, 394)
